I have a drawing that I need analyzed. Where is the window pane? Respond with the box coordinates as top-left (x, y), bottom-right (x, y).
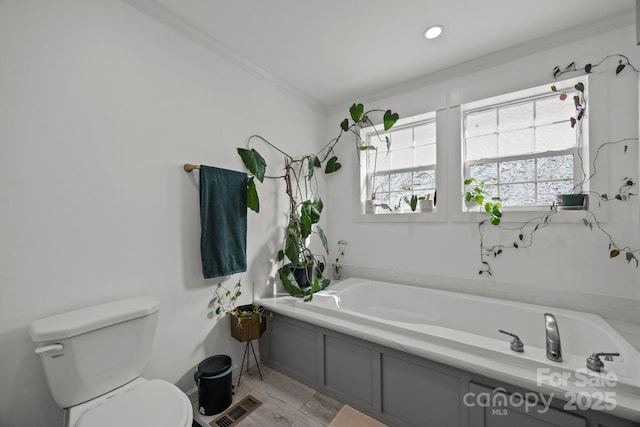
top-left (466, 134), bottom-right (498, 160)
top-left (373, 174), bottom-right (389, 194)
top-left (469, 163), bottom-right (498, 184)
top-left (500, 183), bottom-right (536, 206)
top-left (499, 159), bottom-right (535, 183)
top-left (535, 122), bottom-right (576, 152)
top-left (371, 149), bottom-right (391, 172)
top-left (499, 103), bottom-right (533, 132)
top-left (538, 180), bottom-right (574, 205)
top-left (414, 123), bottom-right (436, 144)
top-left (389, 172), bottom-right (413, 193)
top-left (414, 170), bottom-right (435, 189)
top-left (390, 128), bottom-right (413, 150)
top-left (537, 155), bottom-right (573, 181)
top-left (376, 192), bottom-right (390, 207)
top-left (536, 95), bottom-right (575, 125)
top-left (466, 110), bottom-right (496, 138)
top-left (414, 144), bottom-right (436, 166)
top-left (391, 148), bottom-right (413, 169)
top-left (498, 128), bottom-right (534, 157)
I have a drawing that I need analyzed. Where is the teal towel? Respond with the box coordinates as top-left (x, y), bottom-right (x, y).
top-left (199, 165), bottom-right (247, 278)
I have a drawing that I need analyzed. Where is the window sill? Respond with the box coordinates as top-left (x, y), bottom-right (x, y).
top-left (452, 207), bottom-right (608, 224)
top-left (355, 209), bottom-right (447, 223)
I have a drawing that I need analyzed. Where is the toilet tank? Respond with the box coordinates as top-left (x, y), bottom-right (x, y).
top-left (29, 296), bottom-right (160, 408)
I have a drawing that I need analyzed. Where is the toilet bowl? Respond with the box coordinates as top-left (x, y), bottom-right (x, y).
top-left (29, 296), bottom-right (192, 427)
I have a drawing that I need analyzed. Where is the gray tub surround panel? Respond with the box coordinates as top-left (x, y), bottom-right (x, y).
top-left (260, 314), bottom-right (640, 427)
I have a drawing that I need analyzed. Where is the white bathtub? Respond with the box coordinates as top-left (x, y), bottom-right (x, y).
top-left (259, 277), bottom-right (640, 422)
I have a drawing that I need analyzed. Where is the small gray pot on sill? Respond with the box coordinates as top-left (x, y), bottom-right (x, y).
top-left (556, 193), bottom-right (588, 210)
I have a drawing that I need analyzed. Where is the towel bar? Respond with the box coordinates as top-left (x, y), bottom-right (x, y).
top-left (184, 163), bottom-right (200, 172)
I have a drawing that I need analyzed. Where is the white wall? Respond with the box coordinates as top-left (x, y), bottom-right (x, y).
top-left (0, 1), bottom-right (324, 425)
top-left (326, 25), bottom-right (640, 314)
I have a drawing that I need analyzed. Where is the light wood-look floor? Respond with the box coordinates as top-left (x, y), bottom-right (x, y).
top-left (192, 364), bottom-right (344, 427)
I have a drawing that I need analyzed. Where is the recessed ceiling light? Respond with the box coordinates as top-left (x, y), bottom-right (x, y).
top-left (424, 25), bottom-right (443, 40)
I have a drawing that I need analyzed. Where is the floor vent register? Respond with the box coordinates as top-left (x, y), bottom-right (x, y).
top-left (211, 395), bottom-right (262, 427)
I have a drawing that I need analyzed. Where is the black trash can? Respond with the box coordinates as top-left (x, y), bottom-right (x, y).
top-left (194, 355), bottom-right (232, 415)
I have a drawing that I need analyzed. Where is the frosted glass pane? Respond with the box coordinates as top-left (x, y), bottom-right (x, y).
top-left (537, 155), bottom-right (573, 181)
top-left (414, 144), bottom-right (436, 166)
top-left (466, 134), bottom-right (498, 160)
top-left (414, 122), bottom-right (436, 144)
top-left (389, 172), bottom-right (412, 193)
top-left (376, 192), bottom-right (390, 207)
top-left (390, 128), bottom-right (413, 149)
top-left (538, 180), bottom-right (574, 205)
top-left (499, 159), bottom-right (535, 183)
top-left (536, 95), bottom-right (575, 125)
top-left (392, 148), bottom-right (413, 169)
top-left (371, 149), bottom-right (391, 172)
top-left (498, 128), bottom-right (534, 156)
top-left (469, 163), bottom-right (498, 184)
top-left (536, 123), bottom-right (576, 152)
top-left (500, 183), bottom-right (536, 206)
top-left (389, 192), bottom-right (410, 207)
top-left (414, 170), bottom-right (435, 189)
top-left (499, 103), bottom-right (533, 132)
top-left (373, 174), bottom-right (389, 193)
top-left (466, 110), bottom-right (496, 137)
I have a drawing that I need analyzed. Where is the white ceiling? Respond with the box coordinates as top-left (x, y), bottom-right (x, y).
top-left (134, 0), bottom-right (634, 110)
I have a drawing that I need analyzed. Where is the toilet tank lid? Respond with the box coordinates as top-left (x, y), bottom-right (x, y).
top-left (29, 296), bottom-right (160, 342)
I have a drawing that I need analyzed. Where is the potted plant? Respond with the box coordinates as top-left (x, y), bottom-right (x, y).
top-left (237, 103), bottom-right (398, 300)
top-left (213, 280), bottom-right (269, 342)
top-left (332, 240), bottom-right (347, 280)
top-left (464, 177), bottom-right (502, 225)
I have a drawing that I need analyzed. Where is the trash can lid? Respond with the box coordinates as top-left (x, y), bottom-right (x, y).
top-left (195, 355), bottom-right (232, 379)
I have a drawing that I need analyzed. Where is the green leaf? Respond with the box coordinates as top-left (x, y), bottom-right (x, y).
top-left (285, 232), bottom-right (300, 265)
top-left (490, 217), bottom-right (501, 225)
top-left (312, 156), bottom-right (321, 168)
top-left (410, 195), bottom-right (418, 211)
top-left (325, 156), bottom-right (342, 174)
top-left (237, 148), bottom-right (266, 182)
top-left (278, 266), bottom-right (305, 297)
top-left (340, 118), bottom-right (349, 131)
top-left (277, 250), bottom-right (285, 262)
top-left (301, 200), bottom-right (322, 224)
top-left (350, 103), bottom-right (364, 122)
top-left (475, 194), bottom-right (484, 205)
top-left (300, 213), bottom-right (312, 239)
top-left (359, 145), bottom-right (376, 151)
top-left (378, 203), bottom-right (392, 211)
top-left (316, 225), bottom-right (329, 254)
top-left (464, 178), bottom-right (474, 185)
top-left (610, 249), bottom-right (620, 258)
top-left (600, 194), bottom-right (608, 200)
top-left (246, 177), bottom-right (260, 213)
top-left (383, 110), bottom-right (399, 131)
top-left (615, 194), bottom-right (623, 201)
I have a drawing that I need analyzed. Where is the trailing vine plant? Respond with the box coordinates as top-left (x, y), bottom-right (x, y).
top-left (237, 103), bottom-right (398, 300)
top-left (471, 54), bottom-right (639, 274)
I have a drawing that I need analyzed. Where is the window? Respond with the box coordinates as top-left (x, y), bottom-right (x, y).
top-left (363, 113), bottom-right (437, 212)
top-left (462, 78), bottom-right (585, 207)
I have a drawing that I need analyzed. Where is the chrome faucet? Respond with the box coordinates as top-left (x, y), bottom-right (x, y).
top-left (544, 313), bottom-right (562, 362)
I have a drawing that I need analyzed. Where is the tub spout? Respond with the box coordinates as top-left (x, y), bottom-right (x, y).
top-left (544, 313), bottom-right (562, 362)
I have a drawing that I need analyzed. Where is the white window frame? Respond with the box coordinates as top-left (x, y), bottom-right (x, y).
top-left (450, 72), bottom-right (610, 223)
top-left (356, 111), bottom-right (448, 223)
top-left (462, 78), bottom-right (585, 209)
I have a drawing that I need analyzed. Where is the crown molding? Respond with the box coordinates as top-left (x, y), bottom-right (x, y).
top-left (121, 0), bottom-right (326, 113)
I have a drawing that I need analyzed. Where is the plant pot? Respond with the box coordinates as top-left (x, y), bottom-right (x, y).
top-left (556, 194), bottom-right (588, 210)
top-left (229, 304), bottom-right (266, 342)
top-left (419, 199), bottom-right (433, 212)
top-left (332, 265), bottom-right (342, 280)
top-left (287, 263), bottom-right (314, 289)
top-left (364, 199), bottom-right (376, 214)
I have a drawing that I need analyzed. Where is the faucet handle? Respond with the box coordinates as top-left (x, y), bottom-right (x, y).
top-left (498, 329), bottom-right (524, 352)
top-left (586, 352), bottom-right (620, 372)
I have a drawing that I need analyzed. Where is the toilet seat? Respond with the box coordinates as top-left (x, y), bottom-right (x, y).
top-left (74, 379), bottom-right (192, 427)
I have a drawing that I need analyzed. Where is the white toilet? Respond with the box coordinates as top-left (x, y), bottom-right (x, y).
top-left (29, 296), bottom-right (193, 427)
